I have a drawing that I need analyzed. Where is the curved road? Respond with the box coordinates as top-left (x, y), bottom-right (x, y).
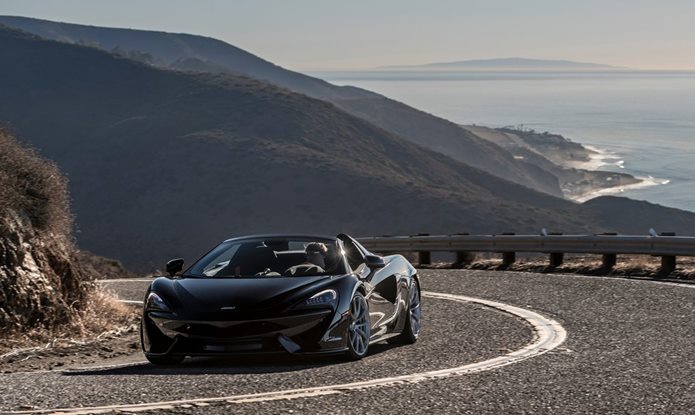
top-left (2, 270), bottom-right (695, 414)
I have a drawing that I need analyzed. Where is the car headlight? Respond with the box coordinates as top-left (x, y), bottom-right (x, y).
top-left (297, 289), bottom-right (338, 309)
top-left (146, 292), bottom-right (171, 312)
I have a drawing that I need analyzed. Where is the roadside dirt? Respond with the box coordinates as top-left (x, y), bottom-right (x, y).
top-left (0, 325), bottom-right (142, 373)
top-left (421, 254), bottom-right (695, 281)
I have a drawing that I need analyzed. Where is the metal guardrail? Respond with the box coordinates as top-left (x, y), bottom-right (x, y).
top-left (357, 233), bottom-right (695, 273)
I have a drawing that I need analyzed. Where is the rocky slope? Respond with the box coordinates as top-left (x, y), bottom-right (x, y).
top-left (0, 129), bottom-right (88, 331)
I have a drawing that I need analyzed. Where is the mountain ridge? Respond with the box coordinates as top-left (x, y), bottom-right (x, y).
top-left (0, 15), bottom-right (564, 197)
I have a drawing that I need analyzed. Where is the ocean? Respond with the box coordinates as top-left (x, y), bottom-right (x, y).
top-left (316, 71), bottom-right (695, 213)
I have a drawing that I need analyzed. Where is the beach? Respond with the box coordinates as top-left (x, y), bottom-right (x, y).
top-left (571, 146), bottom-right (671, 202)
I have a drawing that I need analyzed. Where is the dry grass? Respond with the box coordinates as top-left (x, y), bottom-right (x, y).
top-left (0, 288), bottom-right (138, 355)
top-left (0, 128), bottom-right (137, 359)
top-left (0, 127), bottom-right (71, 235)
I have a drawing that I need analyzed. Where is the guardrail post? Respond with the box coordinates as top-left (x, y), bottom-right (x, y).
top-left (452, 233), bottom-right (473, 266)
top-left (500, 232), bottom-right (516, 266)
top-left (598, 233), bottom-right (618, 271)
top-left (602, 254), bottom-right (617, 269)
top-left (660, 256), bottom-right (676, 275)
top-left (659, 232), bottom-right (677, 275)
top-left (547, 232), bottom-right (564, 267)
top-left (416, 233), bottom-right (431, 265)
top-left (549, 253), bottom-right (564, 267)
top-left (502, 252), bottom-right (516, 266)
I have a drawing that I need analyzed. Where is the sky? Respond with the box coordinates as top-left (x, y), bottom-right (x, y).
top-left (2, 0), bottom-right (694, 70)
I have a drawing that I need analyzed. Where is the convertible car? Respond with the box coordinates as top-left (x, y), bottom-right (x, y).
top-left (140, 234), bottom-right (422, 364)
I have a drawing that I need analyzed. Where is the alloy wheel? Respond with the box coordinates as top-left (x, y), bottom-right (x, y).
top-left (409, 282), bottom-right (422, 338)
top-left (348, 294), bottom-right (370, 356)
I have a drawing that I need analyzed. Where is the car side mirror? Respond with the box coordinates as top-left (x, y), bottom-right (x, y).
top-left (166, 258), bottom-right (184, 277)
top-left (365, 254), bottom-right (386, 269)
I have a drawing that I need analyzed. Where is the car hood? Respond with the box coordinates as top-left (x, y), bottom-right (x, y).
top-left (161, 275), bottom-right (341, 318)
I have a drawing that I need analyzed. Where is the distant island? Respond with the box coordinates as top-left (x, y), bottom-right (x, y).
top-left (380, 57), bottom-right (626, 71)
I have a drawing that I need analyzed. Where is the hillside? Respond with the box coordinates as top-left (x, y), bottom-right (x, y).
top-left (0, 25), bottom-right (605, 269)
top-left (583, 197), bottom-right (695, 235)
top-left (0, 15), bottom-right (563, 197)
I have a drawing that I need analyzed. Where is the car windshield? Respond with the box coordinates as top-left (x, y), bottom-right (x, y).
top-left (184, 238), bottom-right (347, 278)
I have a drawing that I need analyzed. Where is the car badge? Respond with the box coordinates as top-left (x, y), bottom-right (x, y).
top-left (221, 306), bottom-right (236, 311)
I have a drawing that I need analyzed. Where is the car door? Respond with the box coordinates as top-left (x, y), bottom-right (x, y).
top-left (337, 234), bottom-right (400, 337)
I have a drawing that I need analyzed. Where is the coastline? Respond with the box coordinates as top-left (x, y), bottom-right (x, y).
top-left (573, 175), bottom-right (670, 203)
top-left (465, 125), bottom-right (670, 203)
top-left (568, 145), bottom-right (621, 170)
top-left (566, 144), bottom-right (669, 203)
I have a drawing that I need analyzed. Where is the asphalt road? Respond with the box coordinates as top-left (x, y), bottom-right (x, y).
top-left (2, 270), bottom-right (695, 414)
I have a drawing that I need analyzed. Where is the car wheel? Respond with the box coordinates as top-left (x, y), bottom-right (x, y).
top-left (345, 292), bottom-right (370, 361)
top-left (389, 280), bottom-right (421, 345)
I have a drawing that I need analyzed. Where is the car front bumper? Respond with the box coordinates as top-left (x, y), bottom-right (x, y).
top-left (142, 308), bottom-right (350, 356)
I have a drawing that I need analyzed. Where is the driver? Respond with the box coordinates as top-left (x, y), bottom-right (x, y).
top-left (285, 242), bottom-right (328, 276)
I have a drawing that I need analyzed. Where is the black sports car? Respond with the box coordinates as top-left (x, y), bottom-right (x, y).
top-left (140, 234), bottom-right (421, 364)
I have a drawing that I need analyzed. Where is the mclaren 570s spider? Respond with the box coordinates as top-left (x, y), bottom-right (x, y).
top-left (140, 234), bottom-right (422, 364)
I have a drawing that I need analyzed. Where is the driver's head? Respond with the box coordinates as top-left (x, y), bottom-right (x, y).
top-left (305, 242), bottom-right (328, 268)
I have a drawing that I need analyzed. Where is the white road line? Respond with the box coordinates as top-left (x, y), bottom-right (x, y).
top-left (6, 291), bottom-right (567, 415)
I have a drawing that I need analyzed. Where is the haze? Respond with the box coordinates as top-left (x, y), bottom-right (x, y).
top-left (2, 0), bottom-right (694, 70)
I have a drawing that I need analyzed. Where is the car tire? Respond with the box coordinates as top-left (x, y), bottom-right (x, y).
top-left (345, 292), bottom-right (371, 361)
top-left (389, 280), bottom-right (421, 345)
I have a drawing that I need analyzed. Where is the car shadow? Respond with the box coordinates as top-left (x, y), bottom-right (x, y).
top-left (63, 342), bottom-right (401, 376)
